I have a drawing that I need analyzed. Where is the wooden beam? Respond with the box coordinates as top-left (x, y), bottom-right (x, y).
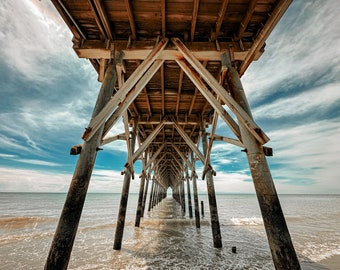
top-left (176, 59), bottom-right (241, 141)
top-left (172, 117), bottom-right (204, 164)
top-left (132, 119), bottom-right (167, 163)
top-left (102, 59), bottom-right (164, 138)
top-left (51, 0), bottom-right (85, 40)
top-left (190, 0), bottom-right (200, 41)
top-left (172, 143), bottom-right (195, 172)
top-left (211, 0), bottom-right (229, 41)
top-left (145, 144), bottom-right (166, 170)
top-left (88, 0), bottom-right (107, 40)
top-left (82, 38), bottom-right (168, 141)
top-left (236, 0), bottom-right (258, 41)
top-left (189, 60), bottom-right (207, 116)
top-left (161, 64), bottom-right (165, 116)
top-left (212, 134), bottom-right (244, 148)
top-left (161, 0), bottom-right (166, 37)
top-left (93, 0), bottom-right (113, 40)
top-left (239, 0), bottom-right (293, 75)
top-left (125, 0), bottom-right (137, 40)
top-left (173, 38), bottom-right (269, 145)
top-left (176, 69), bottom-right (184, 115)
top-left (73, 40), bottom-right (251, 61)
top-left (101, 133), bottom-right (126, 146)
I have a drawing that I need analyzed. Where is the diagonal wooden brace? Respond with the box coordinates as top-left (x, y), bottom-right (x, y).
top-left (82, 38), bottom-right (168, 141)
top-left (172, 38), bottom-right (269, 145)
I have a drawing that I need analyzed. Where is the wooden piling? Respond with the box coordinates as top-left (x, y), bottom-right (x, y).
top-left (201, 125), bottom-right (222, 248)
top-left (186, 176), bottom-right (193, 219)
top-left (192, 173), bottom-right (200, 228)
top-left (44, 54), bottom-right (123, 270)
top-left (201, 201), bottom-right (204, 218)
top-left (148, 178), bottom-right (155, 212)
top-left (141, 174), bottom-right (150, 217)
top-left (223, 52), bottom-right (300, 269)
top-left (113, 121), bottom-right (138, 250)
top-left (135, 170), bottom-right (146, 227)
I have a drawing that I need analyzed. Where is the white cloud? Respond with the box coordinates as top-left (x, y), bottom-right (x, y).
top-left (253, 82), bottom-right (340, 119)
top-left (242, 0), bottom-right (340, 104)
top-left (0, 0), bottom-right (75, 83)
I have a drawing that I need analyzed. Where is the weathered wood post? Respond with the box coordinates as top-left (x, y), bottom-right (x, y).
top-left (135, 169), bottom-right (146, 227)
top-left (186, 174), bottom-right (193, 218)
top-left (201, 124), bottom-right (222, 248)
top-left (45, 53), bottom-right (123, 270)
top-left (113, 120), bottom-right (138, 250)
top-left (191, 152), bottom-right (200, 228)
top-left (222, 52), bottom-right (300, 269)
top-left (148, 177), bottom-right (155, 212)
top-left (141, 173), bottom-right (150, 217)
top-left (180, 179), bottom-right (186, 215)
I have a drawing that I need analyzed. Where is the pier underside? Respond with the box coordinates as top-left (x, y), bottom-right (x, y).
top-left (45, 1), bottom-right (300, 269)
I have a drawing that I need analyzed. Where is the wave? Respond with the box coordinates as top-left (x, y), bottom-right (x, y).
top-left (0, 216), bottom-right (56, 229)
top-left (230, 217), bottom-right (263, 226)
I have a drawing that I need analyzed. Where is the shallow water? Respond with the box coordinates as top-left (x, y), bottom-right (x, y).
top-left (0, 193), bottom-right (339, 269)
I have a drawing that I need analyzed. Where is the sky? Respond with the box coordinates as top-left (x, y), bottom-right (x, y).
top-left (0, 0), bottom-right (339, 194)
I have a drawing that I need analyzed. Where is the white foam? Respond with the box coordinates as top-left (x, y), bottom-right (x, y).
top-left (230, 217), bottom-right (264, 226)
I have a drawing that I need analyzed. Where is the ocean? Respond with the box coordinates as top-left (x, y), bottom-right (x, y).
top-left (0, 192), bottom-right (339, 269)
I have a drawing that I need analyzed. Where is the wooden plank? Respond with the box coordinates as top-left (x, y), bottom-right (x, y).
top-left (93, 0), bottom-right (113, 40)
top-left (172, 143), bottom-right (195, 172)
top-left (102, 59), bottom-right (164, 138)
top-left (132, 119), bottom-right (166, 163)
top-left (161, 0), bottom-right (166, 37)
top-left (190, 0), bottom-right (200, 41)
top-left (88, 0), bottom-right (107, 40)
top-left (211, 0), bottom-right (229, 41)
top-left (145, 143), bottom-right (166, 170)
top-left (212, 134), bottom-right (244, 148)
top-left (176, 59), bottom-right (242, 141)
top-left (73, 40), bottom-right (251, 61)
top-left (125, 0), bottom-right (137, 40)
top-left (236, 0), bottom-right (258, 40)
top-left (173, 38), bottom-right (269, 145)
top-left (176, 69), bottom-right (184, 115)
top-left (172, 117), bottom-right (204, 163)
top-left (82, 38), bottom-right (168, 141)
top-left (100, 133), bottom-right (125, 146)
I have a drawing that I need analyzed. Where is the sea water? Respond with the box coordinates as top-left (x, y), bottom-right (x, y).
top-left (0, 192), bottom-right (339, 269)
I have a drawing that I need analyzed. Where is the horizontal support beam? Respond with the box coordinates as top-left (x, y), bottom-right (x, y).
top-left (73, 40), bottom-right (259, 61)
top-left (212, 134), bottom-right (244, 148)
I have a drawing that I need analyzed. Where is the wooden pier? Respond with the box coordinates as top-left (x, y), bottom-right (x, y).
top-left (45, 1), bottom-right (300, 269)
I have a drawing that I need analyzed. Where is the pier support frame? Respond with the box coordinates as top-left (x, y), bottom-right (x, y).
top-left (201, 124), bottom-right (222, 248)
top-left (223, 52), bottom-right (300, 269)
top-left (44, 53), bottom-right (123, 270)
top-left (113, 121), bottom-right (138, 250)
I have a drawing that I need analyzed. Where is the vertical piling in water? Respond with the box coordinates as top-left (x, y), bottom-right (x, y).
top-left (201, 201), bottom-right (204, 218)
top-left (45, 54), bottom-right (123, 270)
top-left (141, 173), bottom-right (150, 217)
top-left (180, 180), bottom-right (186, 215)
top-left (135, 170), bottom-right (146, 227)
top-left (222, 52), bottom-right (300, 269)
top-left (201, 124), bottom-right (222, 248)
top-left (186, 174), bottom-right (193, 219)
top-left (191, 153), bottom-right (200, 228)
top-left (113, 121), bottom-right (138, 250)
top-left (148, 178), bottom-right (155, 212)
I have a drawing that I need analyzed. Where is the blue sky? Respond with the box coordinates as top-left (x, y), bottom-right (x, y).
top-left (0, 0), bottom-right (339, 194)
